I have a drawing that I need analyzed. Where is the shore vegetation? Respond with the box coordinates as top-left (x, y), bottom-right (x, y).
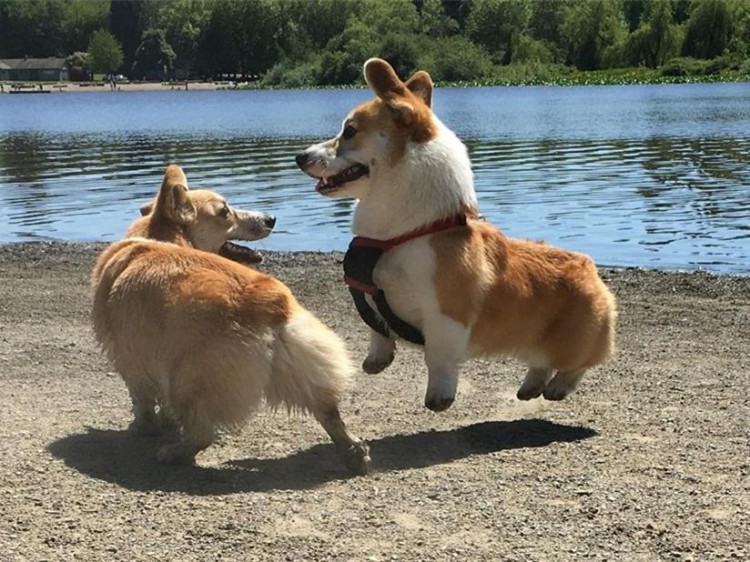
top-left (0, 0), bottom-right (748, 87)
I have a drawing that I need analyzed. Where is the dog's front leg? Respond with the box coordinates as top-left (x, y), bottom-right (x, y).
top-left (362, 329), bottom-right (396, 374)
top-left (423, 317), bottom-right (470, 412)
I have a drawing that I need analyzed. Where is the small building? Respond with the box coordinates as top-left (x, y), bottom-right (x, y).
top-left (0, 57), bottom-right (69, 81)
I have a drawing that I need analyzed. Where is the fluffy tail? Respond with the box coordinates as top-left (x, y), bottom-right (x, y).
top-left (265, 308), bottom-right (354, 413)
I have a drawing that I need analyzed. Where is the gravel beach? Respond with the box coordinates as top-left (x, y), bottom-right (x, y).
top-left (1, 242), bottom-right (748, 561)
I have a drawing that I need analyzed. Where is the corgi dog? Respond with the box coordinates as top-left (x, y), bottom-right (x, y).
top-left (91, 165), bottom-right (370, 474)
top-left (296, 58), bottom-right (617, 412)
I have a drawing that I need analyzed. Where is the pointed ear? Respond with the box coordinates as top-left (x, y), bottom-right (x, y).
top-left (405, 70), bottom-right (433, 108)
top-left (364, 58), bottom-right (405, 99)
top-left (139, 201), bottom-right (154, 216)
top-left (364, 57), bottom-right (416, 122)
top-left (153, 165), bottom-right (196, 224)
top-left (162, 164), bottom-right (188, 189)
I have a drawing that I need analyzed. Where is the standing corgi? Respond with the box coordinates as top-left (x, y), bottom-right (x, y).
top-left (91, 165), bottom-right (370, 474)
top-left (297, 59), bottom-right (617, 412)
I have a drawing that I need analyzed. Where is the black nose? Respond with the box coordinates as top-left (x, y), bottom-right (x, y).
top-left (265, 215), bottom-right (276, 229)
top-left (295, 152), bottom-right (309, 169)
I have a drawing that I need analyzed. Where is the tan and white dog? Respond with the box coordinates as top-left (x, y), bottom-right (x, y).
top-left (296, 58), bottom-right (617, 412)
top-left (91, 165), bottom-right (370, 474)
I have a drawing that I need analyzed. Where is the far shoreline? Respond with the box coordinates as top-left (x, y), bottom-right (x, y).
top-left (1, 72), bottom-right (748, 95)
top-left (0, 80), bottom-right (230, 94)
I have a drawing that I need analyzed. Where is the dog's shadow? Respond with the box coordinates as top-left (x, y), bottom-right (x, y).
top-left (47, 419), bottom-right (596, 495)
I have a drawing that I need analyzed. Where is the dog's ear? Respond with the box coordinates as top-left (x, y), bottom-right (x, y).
top-left (153, 165), bottom-right (196, 224)
top-left (364, 58), bottom-right (416, 122)
top-left (139, 201), bottom-right (154, 216)
top-left (364, 58), bottom-right (405, 99)
top-left (405, 71), bottom-right (433, 108)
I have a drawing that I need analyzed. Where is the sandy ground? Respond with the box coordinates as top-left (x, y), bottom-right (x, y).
top-left (0, 242), bottom-right (748, 561)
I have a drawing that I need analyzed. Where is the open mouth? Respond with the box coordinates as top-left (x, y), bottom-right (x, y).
top-left (316, 164), bottom-right (368, 195)
top-left (220, 241), bottom-right (263, 265)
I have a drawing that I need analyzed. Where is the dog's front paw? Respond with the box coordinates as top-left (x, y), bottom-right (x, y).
top-left (424, 393), bottom-right (455, 412)
top-left (362, 352), bottom-right (394, 374)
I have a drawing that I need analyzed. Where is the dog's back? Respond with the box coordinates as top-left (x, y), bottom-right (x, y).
top-left (428, 221), bottom-right (616, 368)
top-left (90, 166), bottom-right (369, 472)
top-left (93, 239), bottom-right (293, 428)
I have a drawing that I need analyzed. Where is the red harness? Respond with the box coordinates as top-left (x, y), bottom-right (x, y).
top-left (343, 214), bottom-right (467, 345)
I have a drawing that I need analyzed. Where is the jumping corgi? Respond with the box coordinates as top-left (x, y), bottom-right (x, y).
top-left (91, 165), bottom-right (370, 474)
top-left (296, 58), bottom-right (617, 412)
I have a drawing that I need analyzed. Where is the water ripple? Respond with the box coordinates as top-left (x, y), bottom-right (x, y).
top-left (2, 85), bottom-right (750, 273)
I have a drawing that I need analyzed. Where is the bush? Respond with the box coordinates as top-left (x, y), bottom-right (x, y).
top-left (417, 36), bottom-right (493, 82)
top-left (512, 35), bottom-right (555, 65)
top-left (315, 51), bottom-right (361, 85)
top-left (660, 56), bottom-right (710, 76)
top-left (262, 59), bottom-right (318, 88)
top-left (488, 61), bottom-right (572, 85)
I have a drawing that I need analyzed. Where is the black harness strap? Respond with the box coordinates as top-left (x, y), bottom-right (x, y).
top-left (343, 214), bottom-right (467, 346)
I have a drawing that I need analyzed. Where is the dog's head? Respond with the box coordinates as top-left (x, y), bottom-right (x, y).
top-left (295, 58), bottom-right (437, 200)
top-left (127, 165), bottom-right (275, 264)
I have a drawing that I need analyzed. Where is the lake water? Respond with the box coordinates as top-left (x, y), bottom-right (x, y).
top-left (1, 83), bottom-right (749, 273)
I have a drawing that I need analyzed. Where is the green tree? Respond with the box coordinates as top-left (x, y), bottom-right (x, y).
top-left (419, 0), bottom-right (459, 38)
top-left (195, 0), bottom-right (237, 78)
top-left (196, 0), bottom-right (282, 79)
top-left (235, 0), bottom-right (283, 77)
top-left (465, 0), bottom-right (532, 63)
top-left (286, 0), bottom-right (354, 52)
top-left (441, 0), bottom-right (471, 28)
top-left (110, 0), bottom-right (146, 76)
top-left (623, 0), bottom-right (648, 32)
top-left (352, 0), bottom-right (421, 36)
top-left (729, 0), bottom-right (750, 56)
top-left (61, 0), bottom-right (110, 54)
top-left (308, 0), bottom-right (422, 84)
top-left (0, 0), bottom-right (67, 58)
top-left (87, 28), bottom-right (123, 74)
top-left (624, 0), bottom-right (680, 67)
top-left (529, 0), bottom-right (567, 62)
top-left (682, 0), bottom-right (734, 58)
top-left (560, 0), bottom-right (628, 70)
top-left (148, 0), bottom-right (210, 78)
top-left (131, 28), bottom-right (175, 79)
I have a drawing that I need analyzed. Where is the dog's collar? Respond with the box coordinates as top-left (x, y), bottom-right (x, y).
top-left (349, 214), bottom-right (467, 253)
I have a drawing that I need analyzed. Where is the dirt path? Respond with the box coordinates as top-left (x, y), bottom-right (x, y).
top-left (1, 242), bottom-right (748, 561)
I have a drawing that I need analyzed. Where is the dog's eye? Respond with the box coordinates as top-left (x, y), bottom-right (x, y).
top-left (342, 125), bottom-right (357, 140)
top-left (218, 206), bottom-right (230, 218)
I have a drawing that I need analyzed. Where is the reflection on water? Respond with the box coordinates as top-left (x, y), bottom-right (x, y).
top-left (1, 83), bottom-right (749, 273)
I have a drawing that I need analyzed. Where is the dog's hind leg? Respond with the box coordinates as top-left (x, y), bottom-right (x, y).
top-left (517, 367), bottom-right (554, 401)
top-left (362, 330), bottom-right (396, 374)
top-left (125, 381), bottom-right (160, 436)
top-left (543, 368), bottom-right (587, 401)
top-left (269, 309), bottom-right (370, 475)
top-left (156, 407), bottom-right (216, 465)
top-left (312, 405), bottom-right (370, 476)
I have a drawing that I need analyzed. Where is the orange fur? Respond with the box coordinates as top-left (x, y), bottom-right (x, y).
top-left (431, 221), bottom-right (616, 371)
top-left (91, 165), bottom-right (369, 473)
